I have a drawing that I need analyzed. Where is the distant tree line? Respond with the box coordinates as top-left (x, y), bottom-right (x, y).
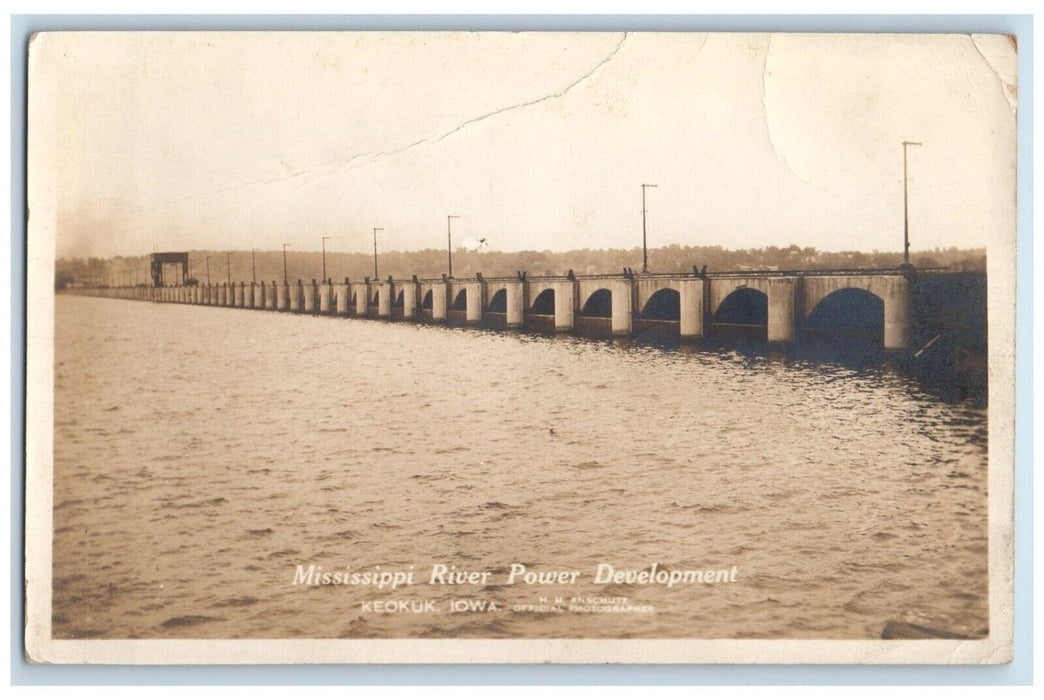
top-left (56, 245), bottom-right (986, 288)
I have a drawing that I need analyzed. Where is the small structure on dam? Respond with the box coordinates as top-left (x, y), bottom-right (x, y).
top-left (149, 251), bottom-right (190, 288)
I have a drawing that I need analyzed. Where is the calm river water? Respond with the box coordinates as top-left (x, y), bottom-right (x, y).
top-left (51, 294), bottom-right (989, 639)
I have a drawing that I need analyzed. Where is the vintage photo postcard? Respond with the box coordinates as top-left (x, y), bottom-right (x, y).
top-left (24, 31), bottom-right (1016, 664)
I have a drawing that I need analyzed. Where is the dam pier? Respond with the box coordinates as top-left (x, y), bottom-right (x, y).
top-left (74, 266), bottom-right (925, 351)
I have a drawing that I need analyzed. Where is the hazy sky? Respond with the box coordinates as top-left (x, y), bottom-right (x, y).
top-left (35, 31), bottom-right (1016, 259)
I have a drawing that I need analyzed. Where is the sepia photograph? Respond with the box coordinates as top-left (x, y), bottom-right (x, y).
top-left (24, 29), bottom-right (1016, 664)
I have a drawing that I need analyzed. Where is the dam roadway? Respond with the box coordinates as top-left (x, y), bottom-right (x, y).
top-left (74, 267), bottom-right (928, 350)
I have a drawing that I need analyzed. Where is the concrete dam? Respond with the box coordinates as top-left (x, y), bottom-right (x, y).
top-left (72, 267), bottom-right (937, 351)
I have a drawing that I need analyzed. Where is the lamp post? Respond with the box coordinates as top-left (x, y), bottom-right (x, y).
top-left (902, 141), bottom-right (922, 265)
top-left (251, 249), bottom-right (257, 283)
top-left (641, 183), bottom-right (657, 273)
top-left (447, 215), bottom-right (460, 278)
top-left (282, 243), bottom-right (290, 284)
top-left (205, 256), bottom-right (212, 285)
top-left (321, 236), bottom-right (330, 282)
top-left (226, 253), bottom-right (232, 285)
top-left (372, 227), bottom-right (383, 278)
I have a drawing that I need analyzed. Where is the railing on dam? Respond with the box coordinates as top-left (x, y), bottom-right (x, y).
top-left (66, 266), bottom-right (971, 352)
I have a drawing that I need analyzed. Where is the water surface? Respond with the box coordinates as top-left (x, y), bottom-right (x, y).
top-left (52, 295), bottom-right (988, 639)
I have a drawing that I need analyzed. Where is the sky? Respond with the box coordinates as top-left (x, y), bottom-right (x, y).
top-left (32, 31), bottom-right (1016, 259)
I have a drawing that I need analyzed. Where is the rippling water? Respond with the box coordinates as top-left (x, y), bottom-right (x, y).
top-left (51, 295), bottom-right (988, 640)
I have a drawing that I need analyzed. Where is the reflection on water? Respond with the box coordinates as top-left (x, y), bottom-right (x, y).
top-left (52, 295), bottom-right (988, 639)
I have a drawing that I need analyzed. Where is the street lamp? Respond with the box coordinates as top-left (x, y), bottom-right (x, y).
top-left (205, 256), bottom-right (212, 285)
top-left (251, 249), bottom-right (257, 283)
top-left (226, 253), bottom-right (232, 285)
top-left (372, 227), bottom-right (384, 279)
top-left (282, 243), bottom-right (290, 284)
top-left (447, 215), bottom-right (460, 278)
top-left (902, 141), bottom-right (922, 265)
top-left (322, 236), bottom-right (330, 282)
top-left (641, 183), bottom-right (657, 273)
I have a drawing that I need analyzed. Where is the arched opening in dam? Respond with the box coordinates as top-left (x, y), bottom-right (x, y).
top-left (531, 288), bottom-right (555, 315)
top-left (451, 289), bottom-right (468, 311)
top-left (636, 287), bottom-right (681, 342)
top-left (416, 288), bottom-right (434, 322)
top-left (580, 289), bottom-right (612, 317)
top-left (390, 289), bottom-right (404, 318)
top-left (640, 288), bottom-right (680, 320)
top-left (711, 287), bottom-right (767, 342)
top-left (487, 289), bottom-right (507, 313)
top-left (578, 288), bottom-right (613, 336)
top-left (805, 288), bottom-right (884, 349)
top-left (370, 289), bottom-right (380, 308)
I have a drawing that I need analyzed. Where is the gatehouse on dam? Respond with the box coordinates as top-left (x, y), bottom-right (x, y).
top-left (71, 266), bottom-right (938, 352)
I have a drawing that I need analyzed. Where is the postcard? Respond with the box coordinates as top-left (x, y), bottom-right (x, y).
top-left (24, 30), bottom-right (1016, 664)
